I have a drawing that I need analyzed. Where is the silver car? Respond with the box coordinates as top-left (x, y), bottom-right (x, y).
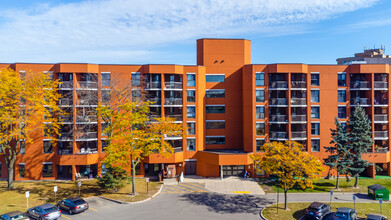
top-left (0, 211), bottom-right (29, 220)
top-left (27, 204), bottom-right (61, 220)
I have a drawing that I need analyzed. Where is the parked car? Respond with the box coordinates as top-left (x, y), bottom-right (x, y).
top-left (0, 211), bottom-right (29, 220)
top-left (57, 197), bottom-right (89, 214)
top-left (27, 204), bottom-right (61, 220)
top-left (333, 207), bottom-right (357, 220)
top-left (366, 214), bottom-right (388, 220)
top-left (304, 202), bottom-right (331, 220)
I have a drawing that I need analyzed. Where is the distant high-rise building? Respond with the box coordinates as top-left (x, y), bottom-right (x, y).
top-left (337, 46), bottom-right (391, 65)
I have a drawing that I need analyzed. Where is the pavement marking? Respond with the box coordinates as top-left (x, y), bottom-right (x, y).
top-left (162, 183), bottom-right (208, 193)
top-left (89, 207), bottom-right (98, 212)
top-left (233, 191), bottom-right (251, 194)
top-left (61, 215), bottom-right (71, 220)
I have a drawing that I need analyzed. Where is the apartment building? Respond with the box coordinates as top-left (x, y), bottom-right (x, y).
top-left (0, 39), bottom-right (390, 181)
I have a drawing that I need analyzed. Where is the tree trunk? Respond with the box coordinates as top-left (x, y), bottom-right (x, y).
top-left (336, 171), bottom-right (339, 189)
top-left (284, 189), bottom-right (288, 210)
top-left (131, 160), bottom-right (137, 195)
top-left (354, 174), bottom-right (359, 188)
top-left (7, 158), bottom-right (15, 189)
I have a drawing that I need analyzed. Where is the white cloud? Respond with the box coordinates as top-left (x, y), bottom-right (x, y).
top-left (0, 0), bottom-right (378, 63)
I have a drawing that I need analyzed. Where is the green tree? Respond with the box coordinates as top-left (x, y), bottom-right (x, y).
top-left (251, 141), bottom-right (324, 210)
top-left (347, 105), bottom-right (373, 187)
top-left (324, 118), bottom-right (350, 189)
top-left (97, 165), bottom-right (129, 191)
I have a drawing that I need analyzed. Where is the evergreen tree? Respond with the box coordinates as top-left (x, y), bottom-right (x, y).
top-left (347, 106), bottom-right (373, 187)
top-left (324, 118), bottom-right (350, 189)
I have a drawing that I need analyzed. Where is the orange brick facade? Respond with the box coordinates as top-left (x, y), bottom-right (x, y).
top-left (0, 39), bottom-right (390, 181)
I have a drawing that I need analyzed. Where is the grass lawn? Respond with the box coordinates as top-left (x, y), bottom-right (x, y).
top-left (263, 202), bottom-right (391, 220)
top-left (260, 177), bottom-right (391, 193)
top-left (0, 178), bottom-right (162, 214)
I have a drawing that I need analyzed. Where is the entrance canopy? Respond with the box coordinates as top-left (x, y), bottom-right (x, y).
top-left (197, 149), bottom-right (253, 166)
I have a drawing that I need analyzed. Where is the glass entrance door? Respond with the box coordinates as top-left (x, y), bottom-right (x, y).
top-left (222, 165), bottom-right (245, 177)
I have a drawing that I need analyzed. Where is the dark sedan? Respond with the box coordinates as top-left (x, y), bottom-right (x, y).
top-left (0, 211), bottom-right (29, 220)
top-left (57, 197), bottom-right (89, 214)
top-left (27, 204), bottom-right (61, 220)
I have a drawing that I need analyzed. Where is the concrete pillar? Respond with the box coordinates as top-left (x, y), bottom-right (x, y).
top-left (72, 165), bottom-right (76, 181)
top-left (220, 165), bottom-right (224, 180)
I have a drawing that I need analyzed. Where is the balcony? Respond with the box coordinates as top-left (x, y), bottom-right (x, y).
top-left (57, 148), bottom-right (73, 155)
top-left (165, 114), bottom-right (182, 121)
top-left (76, 115), bottom-right (98, 123)
top-left (351, 98), bottom-right (370, 105)
top-left (59, 115), bottom-right (73, 123)
top-left (291, 131), bottom-right (307, 139)
top-left (374, 81), bottom-right (388, 89)
top-left (75, 132), bottom-right (98, 140)
top-left (291, 98), bottom-right (306, 105)
top-left (350, 81), bottom-right (371, 89)
top-left (291, 115), bottom-right (306, 122)
top-left (144, 82), bottom-right (161, 90)
top-left (147, 98), bottom-right (161, 105)
top-left (59, 132), bottom-right (73, 140)
top-left (291, 81), bottom-right (306, 89)
top-left (78, 82), bottom-right (98, 89)
top-left (374, 98), bottom-right (388, 105)
top-left (269, 132), bottom-right (288, 139)
top-left (58, 98), bottom-right (73, 105)
top-left (269, 98), bottom-right (287, 106)
top-left (164, 82), bottom-right (182, 90)
top-left (174, 147), bottom-right (183, 153)
top-left (256, 113), bottom-right (265, 120)
top-left (270, 81), bottom-right (288, 89)
top-left (76, 99), bottom-right (98, 106)
top-left (374, 131), bottom-right (388, 139)
top-left (58, 81), bottom-right (73, 89)
top-left (75, 148), bottom-right (98, 154)
top-left (374, 114), bottom-right (388, 122)
top-left (269, 115), bottom-right (288, 123)
top-left (164, 98), bottom-right (182, 106)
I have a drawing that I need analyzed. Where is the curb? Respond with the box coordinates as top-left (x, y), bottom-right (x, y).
top-left (98, 184), bottom-right (164, 205)
top-left (259, 203), bottom-right (276, 220)
top-left (99, 196), bottom-right (128, 204)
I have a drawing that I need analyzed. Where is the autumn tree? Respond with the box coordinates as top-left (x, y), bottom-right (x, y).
top-left (0, 68), bottom-right (62, 189)
top-left (98, 101), bottom-right (182, 195)
top-left (251, 141), bottom-right (324, 210)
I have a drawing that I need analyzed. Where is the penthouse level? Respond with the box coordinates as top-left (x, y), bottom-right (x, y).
top-left (0, 39), bottom-right (390, 181)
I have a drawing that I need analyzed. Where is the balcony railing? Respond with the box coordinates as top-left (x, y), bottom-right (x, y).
top-left (75, 148), bottom-right (98, 154)
top-left (367, 147), bottom-right (389, 153)
top-left (374, 81), bottom-right (388, 89)
top-left (291, 131), bottom-right (307, 138)
top-left (350, 81), bottom-right (371, 89)
top-left (59, 115), bottom-right (73, 123)
top-left (164, 98), bottom-right (182, 105)
top-left (269, 132), bottom-right (288, 139)
top-left (147, 98), bottom-right (161, 105)
top-left (59, 132), bottom-right (73, 140)
top-left (78, 82), bottom-right (98, 89)
top-left (374, 114), bottom-right (388, 122)
top-left (291, 81), bottom-right (306, 89)
top-left (270, 81), bottom-right (288, 89)
top-left (165, 114), bottom-right (182, 121)
top-left (269, 115), bottom-right (288, 122)
top-left (374, 98), bottom-right (388, 105)
top-left (144, 82), bottom-right (161, 89)
top-left (291, 115), bottom-right (307, 122)
top-left (76, 99), bottom-right (98, 106)
top-left (174, 147), bottom-right (183, 153)
top-left (291, 98), bottom-right (306, 105)
top-left (58, 98), bottom-right (73, 105)
top-left (351, 98), bottom-right (370, 105)
top-left (57, 149), bottom-right (73, 155)
top-left (76, 115), bottom-right (98, 123)
top-left (148, 115), bottom-right (160, 121)
top-left (374, 131), bottom-right (388, 138)
top-left (58, 81), bottom-right (73, 89)
top-left (256, 113), bottom-right (265, 120)
top-left (75, 132), bottom-right (98, 139)
top-left (164, 82), bottom-right (182, 89)
top-left (269, 98), bottom-right (287, 105)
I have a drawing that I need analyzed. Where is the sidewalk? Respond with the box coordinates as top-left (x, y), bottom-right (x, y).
top-left (264, 192), bottom-right (391, 203)
top-left (182, 176), bottom-right (265, 195)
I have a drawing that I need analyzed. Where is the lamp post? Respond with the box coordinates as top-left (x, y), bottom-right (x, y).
top-left (277, 178), bottom-right (279, 215)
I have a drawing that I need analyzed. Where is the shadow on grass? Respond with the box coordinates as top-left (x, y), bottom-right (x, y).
top-left (292, 208), bottom-right (306, 219)
top-left (180, 192), bottom-right (272, 215)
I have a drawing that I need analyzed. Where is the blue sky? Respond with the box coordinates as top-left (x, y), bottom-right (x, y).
top-left (0, 0), bottom-right (390, 65)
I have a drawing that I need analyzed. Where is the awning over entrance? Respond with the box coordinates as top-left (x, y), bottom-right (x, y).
top-left (197, 150), bottom-right (253, 166)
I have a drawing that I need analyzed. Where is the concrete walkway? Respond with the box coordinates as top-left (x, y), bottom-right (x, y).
top-left (182, 176), bottom-right (265, 195)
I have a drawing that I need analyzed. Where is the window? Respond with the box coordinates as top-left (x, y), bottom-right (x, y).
top-left (256, 90), bottom-right (265, 102)
top-left (187, 90), bottom-right (195, 103)
top-left (187, 74), bottom-right (196, 87)
top-left (256, 123), bottom-right (265, 136)
top-left (42, 163), bottom-right (53, 177)
top-left (338, 73), bottom-right (346, 86)
top-left (131, 73), bottom-right (141, 87)
top-left (19, 141), bottom-right (25, 154)
top-left (101, 140), bottom-right (108, 152)
top-left (206, 75), bottom-right (225, 82)
top-left (205, 137), bottom-right (225, 145)
top-left (206, 105), bottom-right (225, 113)
top-left (256, 72), bottom-right (265, 86)
top-left (101, 73), bottom-right (110, 86)
top-left (19, 164), bottom-right (25, 178)
top-left (338, 106), bottom-right (347, 119)
top-left (131, 90), bottom-right (141, 102)
top-left (135, 163), bottom-right (141, 175)
top-left (187, 138), bottom-right (195, 151)
top-left (187, 106), bottom-right (195, 119)
top-left (187, 122), bottom-right (195, 135)
top-left (102, 90), bottom-right (110, 104)
top-left (43, 141), bottom-right (53, 154)
top-left (206, 121), bottom-right (225, 129)
top-left (206, 90), bottom-right (225, 98)
top-left (101, 123), bottom-right (110, 136)
top-left (101, 163), bottom-right (107, 174)
top-left (256, 140), bottom-right (265, 152)
top-left (256, 106), bottom-right (265, 119)
top-left (311, 74), bottom-right (319, 86)
top-left (311, 123), bottom-right (320, 135)
top-left (311, 107), bottom-right (319, 119)
top-left (338, 90), bottom-right (346, 102)
top-left (311, 90), bottom-right (319, 102)
top-left (311, 139), bottom-right (320, 152)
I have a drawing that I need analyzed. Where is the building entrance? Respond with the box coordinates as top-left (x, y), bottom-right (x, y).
top-left (185, 161), bottom-right (196, 175)
top-left (222, 165), bottom-right (245, 177)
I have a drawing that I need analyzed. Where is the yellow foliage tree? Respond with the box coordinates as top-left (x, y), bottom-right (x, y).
top-left (251, 141), bottom-right (324, 210)
top-left (0, 68), bottom-right (63, 189)
top-left (98, 101), bottom-right (183, 195)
